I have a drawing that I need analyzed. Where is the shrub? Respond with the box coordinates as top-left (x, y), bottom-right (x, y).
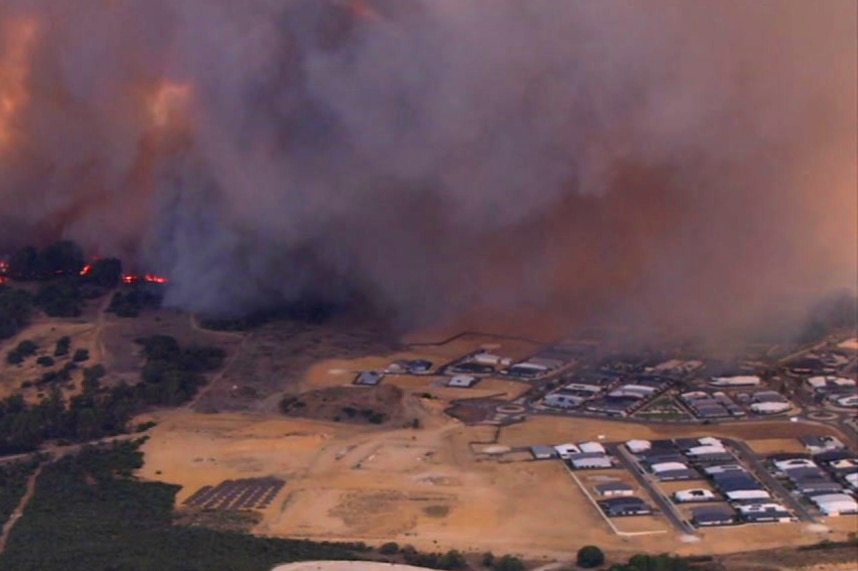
top-left (494, 555), bottom-right (525, 571)
top-left (54, 336), bottom-right (71, 357)
top-left (36, 356), bottom-right (55, 368)
top-left (72, 349), bottom-right (90, 362)
top-left (379, 542), bottom-right (399, 555)
top-left (577, 545), bottom-right (605, 568)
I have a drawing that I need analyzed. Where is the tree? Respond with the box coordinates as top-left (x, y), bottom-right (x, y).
top-left (38, 240), bottom-right (85, 277)
top-left (494, 555), bottom-right (525, 571)
top-left (439, 550), bottom-right (467, 570)
top-left (73, 349), bottom-right (90, 362)
top-left (36, 356), bottom-right (55, 368)
top-left (54, 336), bottom-right (71, 356)
top-left (379, 542), bottom-right (399, 555)
top-left (577, 545), bottom-right (605, 569)
top-left (85, 257), bottom-right (122, 288)
top-left (7, 246), bottom-right (39, 280)
top-left (482, 552), bottom-right (495, 568)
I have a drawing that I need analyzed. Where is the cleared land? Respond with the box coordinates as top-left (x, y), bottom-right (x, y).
top-left (3, 308), bottom-right (855, 563)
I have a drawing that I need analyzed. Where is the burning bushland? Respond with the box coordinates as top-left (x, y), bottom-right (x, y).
top-left (0, 0), bottom-right (855, 340)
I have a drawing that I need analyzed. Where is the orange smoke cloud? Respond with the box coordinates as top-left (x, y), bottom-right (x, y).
top-left (0, 16), bottom-right (37, 151)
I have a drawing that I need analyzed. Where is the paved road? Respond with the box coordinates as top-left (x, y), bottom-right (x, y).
top-left (725, 438), bottom-right (815, 522)
top-left (608, 443), bottom-right (696, 535)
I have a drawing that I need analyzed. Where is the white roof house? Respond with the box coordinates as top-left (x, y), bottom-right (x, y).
top-left (698, 437), bottom-right (723, 447)
top-left (774, 458), bottom-right (818, 471)
top-left (609, 385), bottom-right (656, 399)
top-left (687, 445), bottom-right (727, 457)
top-left (704, 464), bottom-right (744, 475)
top-left (651, 462), bottom-right (689, 474)
top-left (570, 455), bottom-right (613, 469)
top-left (845, 473), bottom-right (858, 489)
top-left (553, 443), bottom-right (580, 458)
top-left (448, 374), bottom-right (478, 387)
top-left (801, 435), bottom-right (846, 454)
top-left (579, 441), bottom-right (606, 454)
top-left (544, 392), bottom-right (585, 408)
top-left (711, 376), bottom-right (761, 387)
top-left (750, 402), bottom-right (791, 414)
top-left (472, 353), bottom-right (512, 366)
top-left (726, 489), bottom-right (771, 501)
top-left (736, 502), bottom-right (786, 514)
top-left (674, 489), bottom-right (716, 503)
top-left (810, 493), bottom-right (858, 516)
top-left (835, 395), bottom-right (858, 408)
top-left (564, 382), bottom-right (603, 393)
top-left (807, 376), bottom-right (857, 390)
top-left (626, 439), bottom-right (651, 454)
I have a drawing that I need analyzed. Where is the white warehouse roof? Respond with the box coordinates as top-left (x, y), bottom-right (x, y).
top-left (651, 461), bottom-right (689, 473)
top-left (687, 445), bottom-right (727, 456)
top-left (810, 494), bottom-right (858, 515)
top-left (553, 443), bottom-right (580, 457)
top-left (725, 490), bottom-right (771, 501)
top-left (675, 489), bottom-right (716, 502)
top-left (698, 437), bottom-right (723, 447)
top-left (750, 402), bottom-right (791, 414)
top-left (737, 503), bottom-right (788, 514)
top-left (578, 441), bottom-right (606, 454)
top-left (626, 439), bottom-right (651, 453)
top-left (774, 458), bottom-right (817, 471)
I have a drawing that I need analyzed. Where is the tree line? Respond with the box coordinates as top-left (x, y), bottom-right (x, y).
top-left (0, 335), bottom-right (225, 456)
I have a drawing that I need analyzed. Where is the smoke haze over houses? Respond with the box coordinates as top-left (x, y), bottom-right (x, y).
top-left (0, 0), bottom-right (855, 337)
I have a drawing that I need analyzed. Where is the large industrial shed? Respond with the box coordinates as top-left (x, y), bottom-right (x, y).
top-left (691, 505), bottom-right (735, 527)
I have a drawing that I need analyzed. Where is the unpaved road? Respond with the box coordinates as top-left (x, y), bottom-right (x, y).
top-left (0, 462), bottom-right (43, 556)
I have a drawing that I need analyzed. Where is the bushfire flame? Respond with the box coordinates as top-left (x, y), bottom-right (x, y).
top-left (0, 17), bottom-right (38, 151)
top-left (149, 80), bottom-right (193, 131)
top-left (122, 273), bottom-right (168, 285)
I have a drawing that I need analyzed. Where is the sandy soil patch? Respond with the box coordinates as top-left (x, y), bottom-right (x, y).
top-left (746, 438), bottom-right (808, 455)
top-left (612, 515), bottom-right (670, 534)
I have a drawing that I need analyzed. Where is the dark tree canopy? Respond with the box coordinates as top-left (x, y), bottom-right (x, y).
top-left (577, 545), bottom-right (605, 568)
top-left (84, 257), bottom-right (123, 288)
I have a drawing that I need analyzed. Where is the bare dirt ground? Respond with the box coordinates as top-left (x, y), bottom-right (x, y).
top-left (194, 319), bottom-right (399, 414)
top-left (136, 400), bottom-right (856, 563)
top-left (4, 307), bottom-right (855, 565)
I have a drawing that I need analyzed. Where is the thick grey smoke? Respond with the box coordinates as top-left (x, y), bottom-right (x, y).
top-left (0, 0), bottom-right (855, 335)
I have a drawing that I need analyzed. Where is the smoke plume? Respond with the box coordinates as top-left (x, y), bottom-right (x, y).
top-left (0, 0), bottom-right (856, 337)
